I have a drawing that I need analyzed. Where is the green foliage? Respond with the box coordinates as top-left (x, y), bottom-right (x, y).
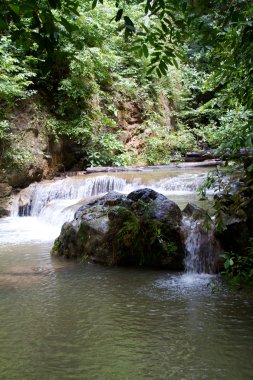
top-left (145, 125), bottom-right (197, 164)
top-left (221, 240), bottom-right (253, 287)
top-left (0, 0), bottom-right (79, 55)
top-left (46, 115), bottom-right (92, 143)
top-left (56, 49), bottom-right (101, 115)
top-left (190, 0), bottom-right (253, 108)
top-left (86, 133), bottom-right (129, 167)
top-left (198, 162), bottom-right (253, 231)
top-left (0, 36), bottom-right (36, 103)
top-left (109, 206), bottom-right (177, 266)
top-left (1, 0), bottom-right (252, 173)
top-left (0, 120), bottom-right (12, 165)
top-left (4, 145), bottom-right (33, 169)
top-left (0, 120), bottom-right (11, 142)
top-left (213, 107), bottom-right (253, 155)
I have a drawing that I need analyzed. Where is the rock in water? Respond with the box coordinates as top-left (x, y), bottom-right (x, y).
top-left (52, 189), bottom-right (184, 269)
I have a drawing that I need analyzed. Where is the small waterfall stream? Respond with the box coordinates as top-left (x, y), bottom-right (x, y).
top-left (183, 219), bottom-right (220, 274)
top-left (13, 172), bottom-right (207, 221)
top-left (16, 176), bottom-right (127, 218)
top-left (10, 170), bottom-right (218, 274)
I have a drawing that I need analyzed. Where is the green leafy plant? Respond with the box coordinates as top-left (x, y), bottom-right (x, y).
top-left (221, 239), bottom-right (253, 287)
top-left (145, 125), bottom-right (197, 164)
top-left (86, 133), bottom-right (129, 167)
top-left (0, 36), bottom-right (36, 104)
top-left (108, 205), bottom-right (178, 266)
top-left (46, 115), bottom-right (93, 143)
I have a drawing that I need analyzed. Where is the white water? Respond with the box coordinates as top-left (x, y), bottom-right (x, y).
top-left (15, 176), bottom-right (127, 218)
top-left (183, 217), bottom-right (220, 274)
top-left (0, 217), bottom-right (60, 246)
top-left (8, 169), bottom-right (218, 275)
top-left (14, 172), bottom-right (207, 219)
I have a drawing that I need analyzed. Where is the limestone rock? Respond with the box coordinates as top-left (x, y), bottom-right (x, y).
top-left (52, 189), bottom-right (184, 269)
top-left (0, 183), bottom-right (12, 198)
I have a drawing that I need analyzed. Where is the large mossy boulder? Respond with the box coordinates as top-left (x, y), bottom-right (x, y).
top-left (52, 188), bottom-right (184, 269)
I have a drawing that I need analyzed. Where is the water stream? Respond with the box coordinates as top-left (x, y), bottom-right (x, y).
top-left (1, 168), bottom-right (253, 379)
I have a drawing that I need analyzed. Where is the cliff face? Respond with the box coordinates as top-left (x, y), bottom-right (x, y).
top-left (0, 99), bottom-right (60, 214)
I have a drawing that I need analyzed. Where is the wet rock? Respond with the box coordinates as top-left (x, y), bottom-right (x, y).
top-left (52, 189), bottom-right (184, 269)
top-left (213, 189), bottom-right (253, 255)
top-left (182, 203), bottom-right (207, 220)
top-left (216, 221), bottom-right (250, 255)
top-left (0, 183), bottom-right (13, 217)
top-left (0, 206), bottom-right (10, 217)
top-left (0, 183), bottom-right (12, 198)
top-left (6, 160), bottom-right (46, 188)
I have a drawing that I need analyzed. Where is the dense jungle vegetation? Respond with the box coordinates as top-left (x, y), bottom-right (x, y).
top-left (0, 0), bottom-right (253, 285)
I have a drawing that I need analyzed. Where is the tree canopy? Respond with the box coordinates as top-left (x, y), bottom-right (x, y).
top-left (0, 0), bottom-right (252, 162)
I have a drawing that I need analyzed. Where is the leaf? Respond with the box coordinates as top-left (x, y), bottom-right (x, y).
top-left (159, 61), bottom-right (167, 75)
top-left (124, 16), bottom-right (134, 28)
top-left (156, 67), bottom-right (162, 78)
top-left (131, 45), bottom-right (142, 51)
top-left (147, 66), bottom-right (155, 76)
top-left (60, 17), bottom-right (76, 33)
top-left (115, 9), bottom-right (123, 22)
top-left (142, 44), bottom-right (149, 57)
top-left (145, 1), bottom-right (152, 15)
top-left (224, 259), bottom-right (231, 270)
top-left (0, 16), bottom-right (8, 30)
top-left (8, 4), bottom-right (20, 15)
top-left (47, 0), bottom-right (60, 9)
top-left (172, 57), bottom-right (179, 69)
top-left (92, 0), bottom-right (98, 9)
top-left (161, 22), bottom-right (168, 34)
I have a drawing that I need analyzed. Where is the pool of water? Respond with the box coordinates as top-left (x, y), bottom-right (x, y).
top-left (0, 217), bottom-right (253, 380)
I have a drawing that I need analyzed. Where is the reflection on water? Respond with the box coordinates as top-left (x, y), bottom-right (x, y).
top-left (0, 219), bottom-right (253, 380)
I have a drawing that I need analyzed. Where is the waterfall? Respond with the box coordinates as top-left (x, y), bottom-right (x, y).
top-left (155, 173), bottom-right (206, 192)
top-left (9, 169), bottom-right (221, 274)
top-left (15, 175), bottom-right (127, 219)
top-left (182, 217), bottom-right (220, 274)
top-left (14, 172), bottom-right (207, 219)
top-left (12, 171), bottom-right (215, 259)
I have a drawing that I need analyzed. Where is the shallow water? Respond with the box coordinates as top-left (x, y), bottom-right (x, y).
top-left (1, 168), bottom-right (253, 379)
top-left (0, 217), bottom-right (253, 380)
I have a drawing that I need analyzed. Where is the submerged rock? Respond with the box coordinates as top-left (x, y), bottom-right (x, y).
top-left (52, 189), bottom-right (184, 269)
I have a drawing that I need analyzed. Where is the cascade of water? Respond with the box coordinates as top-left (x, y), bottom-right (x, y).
top-left (155, 173), bottom-right (206, 192)
top-left (12, 171), bottom-right (209, 234)
top-left (183, 218), bottom-right (220, 274)
top-left (15, 175), bottom-right (127, 218)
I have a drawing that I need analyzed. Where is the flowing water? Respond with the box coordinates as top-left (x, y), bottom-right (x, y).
top-left (1, 168), bottom-right (253, 380)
